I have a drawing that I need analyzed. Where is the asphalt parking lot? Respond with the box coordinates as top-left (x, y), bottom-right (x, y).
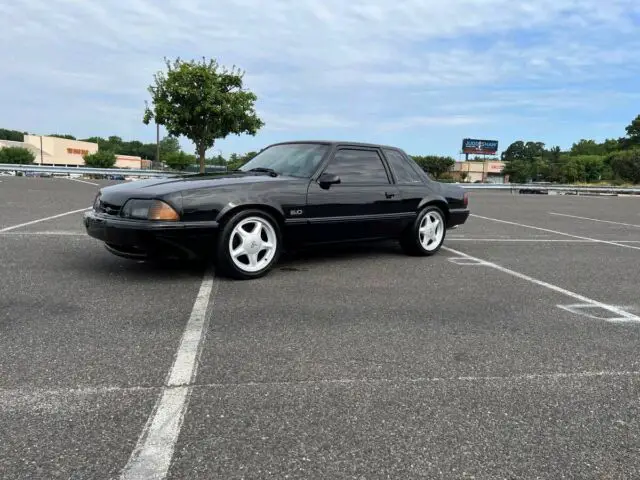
top-left (1, 175), bottom-right (640, 479)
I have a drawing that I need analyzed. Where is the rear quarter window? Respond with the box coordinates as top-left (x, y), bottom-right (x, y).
top-left (383, 149), bottom-right (424, 184)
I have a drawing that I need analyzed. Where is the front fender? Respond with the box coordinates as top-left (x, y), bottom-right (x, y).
top-left (215, 201), bottom-right (286, 224)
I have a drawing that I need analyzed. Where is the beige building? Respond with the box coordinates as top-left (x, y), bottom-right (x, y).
top-left (115, 154), bottom-right (152, 169)
top-left (22, 134), bottom-right (98, 166)
top-left (451, 160), bottom-right (506, 183)
top-left (1, 134), bottom-right (150, 169)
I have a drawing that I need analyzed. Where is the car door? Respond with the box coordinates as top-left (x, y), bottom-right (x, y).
top-left (305, 146), bottom-right (404, 243)
top-left (381, 147), bottom-right (428, 229)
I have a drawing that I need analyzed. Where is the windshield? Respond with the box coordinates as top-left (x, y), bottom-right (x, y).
top-left (239, 143), bottom-right (330, 178)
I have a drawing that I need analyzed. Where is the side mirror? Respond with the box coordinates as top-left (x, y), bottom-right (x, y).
top-left (318, 172), bottom-right (341, 189)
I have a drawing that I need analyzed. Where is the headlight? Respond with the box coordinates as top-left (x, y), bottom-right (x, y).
top-left (93, 193), bottom-right (101, 211)
top-left (120, 199), bottom-right (180, 221)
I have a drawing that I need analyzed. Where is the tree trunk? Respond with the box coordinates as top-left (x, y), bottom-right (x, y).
top-left (198, 144), bottom-right (206, 174)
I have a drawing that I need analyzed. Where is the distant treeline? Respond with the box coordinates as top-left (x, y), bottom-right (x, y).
top-left (500, 114), bottom-right (640, 184)
top-left (0, 128), bottom-right (170, 162)
top-left (3, 117), bottom-right (640, 183)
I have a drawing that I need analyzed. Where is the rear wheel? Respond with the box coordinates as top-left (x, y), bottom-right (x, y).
top-left (216, 209), bottom-right (282, 280)
top-left (400, 205), bottom-right (446, 256)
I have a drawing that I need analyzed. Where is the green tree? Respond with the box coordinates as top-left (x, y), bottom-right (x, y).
top-left (624, 115), bottom-right (640, 146)
top-left (500, 140), bottom-right (549, 182)
top-left (240, 151), bottom-right (258, 163)
top-left (501, 141), bottom-right (526, 162)
top-left (602, 138), bottom-right (621, 153)
top-left (562, 157), bottom-right (585, 183)
top-left (159, 135), bottom-right (180, 158)
top-left (79, 136), bottom-right (162, 162)
top-left (164, 150), bottom-right (196, 170)
top-left (206, 154), bottom-right (227, 166)
top-left (545, 146), bottom-right (563, 181)
top-left (570, 139), bottom-right (603, 156)
top-left (83, 150), bottom-right (116, 168)
top-left (226, 153), bottom-right (244, 171)
top-left (0, 128), bottom-right (25, 141)
top-left (48, 134), bottom-right (76, 140)
top-left (143, 57), bottom-right (264, 173)
top-left (411, 155), bottom-right (455, 179)
top-left (502, 140), bottom-right (545, 163)
top-left (607, 149), bottom-right (640, 184)
top-left (503, 160), bottom-right (530, 183)
top-left (579, 155), bottom-right (606, 182)
top-left (0, 146), bottom-right (35, 164)
top-left (569, 138), bottom-right (623, 156)
top-left (225, 151), bottom-right (259, 171)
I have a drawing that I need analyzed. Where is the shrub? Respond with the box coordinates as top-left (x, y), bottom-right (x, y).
top-left (0, 146), bottom-right (36, 164)
top-left (83, 150), bottom-right (116, 168)
top-left (606, 149), bottom-right (640, 184)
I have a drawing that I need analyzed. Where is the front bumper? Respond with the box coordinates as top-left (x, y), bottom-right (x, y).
top-left (83, 210), bottom-right (219, 260)
top-left (447, 208), bottom-right (470, 228)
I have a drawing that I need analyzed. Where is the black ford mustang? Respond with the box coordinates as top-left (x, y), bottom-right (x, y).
top-left (84, 140), bottom-right (469, 279)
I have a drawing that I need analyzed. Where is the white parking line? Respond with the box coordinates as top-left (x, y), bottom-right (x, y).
top-left (0, 230), bottom-right (87, 236)
top-left (120, 274), bottom-right (217, 480)
top-left (67, 178), bottom-right (100, 186)
top-left (448, 235), bottom-right (640, 244)
top-left (442, 246), bottom-right (640, 322)
top-left (549, 212), bottom-right (640, 228)
top-left (192, 369), bottom-right (640, 388)
top-left (448, 238), bottom-right (596, 243)
top-left (447, 238), bottom-right (640, 243)
top-left (3, 369), bottom-right (640, 401)
top-left (0, 207), bottom-right (92, 233)
top-left (471, 214), bottom-right (640, 251)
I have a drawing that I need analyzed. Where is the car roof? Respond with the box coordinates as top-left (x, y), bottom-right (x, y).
top-left (268, 140), bottom-right (407, 152)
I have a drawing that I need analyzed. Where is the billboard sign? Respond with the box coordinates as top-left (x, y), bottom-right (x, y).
top-left (462, 138), bottom-right (499, 155)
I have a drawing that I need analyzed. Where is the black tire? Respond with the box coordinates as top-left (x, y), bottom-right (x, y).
top-left (215, 209), bottom-right (283, 280)
top-left (400, 205), bottom-right (447, 256)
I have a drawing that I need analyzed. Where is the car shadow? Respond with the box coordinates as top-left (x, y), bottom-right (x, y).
top-left (66, 252), bottom-right (207, 280)
top-left (69, 240), bottom-right (405, 279)
top-left (276, 240), bottom-right (404, 271)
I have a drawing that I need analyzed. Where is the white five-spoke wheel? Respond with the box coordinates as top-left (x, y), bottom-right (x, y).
top-left (418, 209), bottom-right (444, 251)
top-left (400, 205), bottom-right (447, 256)
top-left (228, 216), bottom-right (277, 273)
top-left (217, 209), bottom-right (282, 280)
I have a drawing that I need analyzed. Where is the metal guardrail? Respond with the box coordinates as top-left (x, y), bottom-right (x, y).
top-left (1, 163), bottom-right (638, 194)
top-left (0, 163), bottom-right (175, 177)
top-left (460, 183), bottom-right (640, 194)
top-left (0, 163), bottom-right (226, 177)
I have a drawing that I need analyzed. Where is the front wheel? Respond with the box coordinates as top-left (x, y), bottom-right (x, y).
top-left (216, 209), bottom-right (282, 280)
top-left (400, 206), bottom-right (446, 256)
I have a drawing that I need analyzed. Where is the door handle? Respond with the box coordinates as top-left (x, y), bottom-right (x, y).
top-left (385, 192), bottom-right (395, 199)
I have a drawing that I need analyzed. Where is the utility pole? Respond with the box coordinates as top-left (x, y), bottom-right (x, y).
top-left (40, 135), bottom-right (43, 165)
top-left (156, 122), bottom-right (160, 168)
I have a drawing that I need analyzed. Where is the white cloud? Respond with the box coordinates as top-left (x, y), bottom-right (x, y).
top-left (377, 115), bottom-right (488, 131)
top-left (1, 0), bottom-right (639, 152)
top-left (259, 113), bottom-right (358, 131)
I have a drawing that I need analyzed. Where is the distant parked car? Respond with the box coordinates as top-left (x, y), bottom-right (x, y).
top-left (83, 140), bottom-right (470, 279)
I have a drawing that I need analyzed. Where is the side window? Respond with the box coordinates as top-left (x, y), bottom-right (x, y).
top-left (324, 149), bottom-right (390, 184)
top-left (383, 149), bottom-right (423, 184)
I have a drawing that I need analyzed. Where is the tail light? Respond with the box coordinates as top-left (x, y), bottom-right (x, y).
top-left (463, 192), bottom-right (469, 207)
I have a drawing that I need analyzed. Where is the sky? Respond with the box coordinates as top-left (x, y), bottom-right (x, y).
top-left (1, 0), bottom-right (640, 159)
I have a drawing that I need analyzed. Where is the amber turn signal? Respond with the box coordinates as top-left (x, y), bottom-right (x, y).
top-left (148, 200), bottom-right (180, 221)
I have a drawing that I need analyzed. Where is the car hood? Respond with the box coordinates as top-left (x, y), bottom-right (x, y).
top-left (97, 172), bottom-right (298, 205)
